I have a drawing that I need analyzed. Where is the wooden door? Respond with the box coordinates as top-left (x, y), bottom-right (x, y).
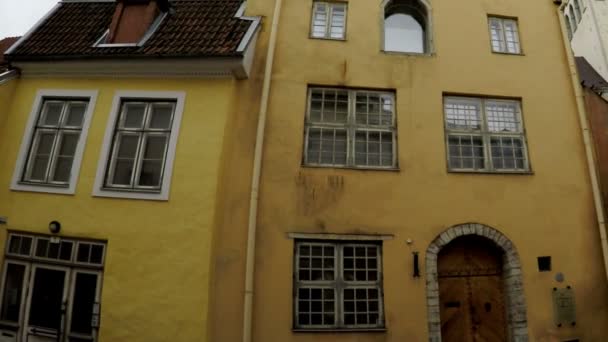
top-left (438, 235), bottom-right (507, 342)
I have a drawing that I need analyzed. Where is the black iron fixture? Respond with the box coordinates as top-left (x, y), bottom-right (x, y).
top-left (49, 221), bottom-right (61, 234)
top-left (413, 251), bottom-right (420, 278)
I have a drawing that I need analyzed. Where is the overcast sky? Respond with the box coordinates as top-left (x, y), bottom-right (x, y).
top-left (0, 0), bottom-right (58, 39)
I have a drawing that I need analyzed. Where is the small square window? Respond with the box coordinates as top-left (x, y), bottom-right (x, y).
top-left (294, 240), bottom-right (384, 330)
top-left (310, 2), bottom-right (347, 40)
top-left (537, 256), bottom-right (551, 272)
top-left (488, 17), bottom-right (521, 54)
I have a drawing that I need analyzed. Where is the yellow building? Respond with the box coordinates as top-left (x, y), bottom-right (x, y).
top-left (0, 0), bottom-right (261, 341)
top-left (209, 0), bottom-right (608, 341)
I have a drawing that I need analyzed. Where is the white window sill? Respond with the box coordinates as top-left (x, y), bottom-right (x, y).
top-left (447, 169), bottom-right (533, 175)
top-left (293, 328), bottom-right (387, 333)
top-left (10, 182), bottom-right (75, 195)
top-left (380, 50), bottom-right (434, 57)
top-left (303, 164), bottom-right (400, 172)
top-left (92, 188), bottom-right (168, 201)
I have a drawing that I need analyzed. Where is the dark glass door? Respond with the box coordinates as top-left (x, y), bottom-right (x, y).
top-left (25, 266), bottom-right (68, 342)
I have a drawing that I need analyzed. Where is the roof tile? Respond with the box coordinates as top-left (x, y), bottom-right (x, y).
top-left (8, 0), bottom-right (253, 61)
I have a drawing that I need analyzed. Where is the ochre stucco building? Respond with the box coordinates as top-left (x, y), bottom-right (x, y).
top-left (209, 0), bottom-right (608, 341)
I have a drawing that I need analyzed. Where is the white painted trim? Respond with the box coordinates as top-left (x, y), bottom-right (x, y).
top-left (0, 70), bottom-right (18, 85)
top-left (92, 12), bottom-right (168, 48)
top-left (92, 91), bottom-right (186, 201)
top-left (287, 232), bottom-right (394, 240)
top-left (5, 3), bottom-right (62, 55)
top-left (235, 1), bottom-right (262, 53)
top-left (10, 89), bottom-right (98, 195)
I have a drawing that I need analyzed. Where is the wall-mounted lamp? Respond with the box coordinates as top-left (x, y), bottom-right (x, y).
top-left (0, 217), bottom-right (6, 225)
top-left (49, 221), bottom-right (61, 234)
top-left (413, 252), bottom-right (420, 278)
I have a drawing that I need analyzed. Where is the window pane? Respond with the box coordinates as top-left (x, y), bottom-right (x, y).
top-left (52, 133), bottom-right (80, 182)
top-left (503, 20), bottom-right (520, 53)
top-left (77, 243), bottom-right (91, 263)
top-left (312, 3), bottom-right (328, 38)
top-left (65, 102), bottom-right (87, 127)
top-left (355, 131), bottom-right (393, 167)
top-left (490, 136), bottom-right (527, 170)
top-left (70, 273), bottom-right (98, 334)
top-left (384, 14), bottom-right (424, 53)
top-left (122, 103), bottom-right (146, 128)
top-left (59, 241), bottom-right (73, 261)
top-left (90, 245), bottom-right (104, 264)
top-left (489, 18), bottom-right (505, 52)
top-left (297, 287), bottom-right (335, 327)
top-left (138, 135), bottom-right (167, 187)
top-left (40, 102), bottom-right (64, 126)
top-left (35, 239), bottom-right (49, 258)
top-left (356, 93), bottom-right (392, 126)
top-left (486, 101), bottom-right (521, 132)
top-left (343, 287), bottom-right (381, 326)
top-left (329, 4), bottom-right (346, 39)
top-left (0, 264), bottom-right (26, 322)
top-left (444, 100), bottom-right (481, 130)
top-left (447, 135), bottom-right (485, 170)
top-left (149, 103), bottom-right (174, 129)
top-left (111, 134), bottom-right (140, 186)
top-left (306, 128), bottom-right (347, 166)
top-left (28, 132), bottom-right (57, 181)
top-left (8, 235), bottom-right (32, 256)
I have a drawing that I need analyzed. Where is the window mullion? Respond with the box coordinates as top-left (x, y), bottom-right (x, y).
top-left (132, 132), bottom-right (146, 189)
top-left (325, 5), bottom-right (332, 38)
top-left (47, 130), bottom-right (65, 183)
top-left (480, 99), bottom-right (493, 171)
top-left (43, 129), bottom-right (61, 183)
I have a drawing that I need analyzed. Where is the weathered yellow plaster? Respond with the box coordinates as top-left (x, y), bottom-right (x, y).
top-left (209, 0), bottom-right (608, 341)
top-left (0, 77), bottom-right (237, 342)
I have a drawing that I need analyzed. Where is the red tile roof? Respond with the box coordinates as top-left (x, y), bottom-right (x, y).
top-left (0, 37), bottom-right (20, 71)
top-left (7, 0), bottom-right (255, 61)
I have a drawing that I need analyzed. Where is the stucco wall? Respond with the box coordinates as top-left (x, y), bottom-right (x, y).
top-left (569, 0), bottom-right (608, 81)
top-left (0, 77), bottom-right (17, 139)
top-left (0, 77), bottom-right (236, 342)
top-left (210, 0), bottom-right (608, 340)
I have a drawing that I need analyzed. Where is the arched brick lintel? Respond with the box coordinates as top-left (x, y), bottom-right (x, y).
top-left (425, 223), bottom-right (529, 342)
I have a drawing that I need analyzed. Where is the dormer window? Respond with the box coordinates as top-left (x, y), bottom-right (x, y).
top-left (94, 0), bottom-right (169, 47)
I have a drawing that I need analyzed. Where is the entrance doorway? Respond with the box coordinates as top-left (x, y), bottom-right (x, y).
top-left (0, 233), bottom-right (105, 342)
top-left (438, 235), bottom-right (507, 342)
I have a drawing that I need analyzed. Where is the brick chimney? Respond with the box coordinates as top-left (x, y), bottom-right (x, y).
top-left (106, 0), bottom-right (170, 44)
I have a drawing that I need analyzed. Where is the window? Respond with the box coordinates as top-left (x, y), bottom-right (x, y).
top-left (11, 90), bottom-right (97, 195)
top-left (294, 241), bottom-right (384, 330)
top-left (488, 17), bottom-right (521, 54)
top-left (383, 0), bottom-right (429, 53)
top-left (565, 14), bottom-right (573, 40)
top-left (443, 96), bottom-right (530, 172)
top-left (573, 0), bottom-right (582, 22)
top-left (304, 87), bottom-right (396, 169)
top-left (568, 5), bottom-right (578, 32)
top-left (93, 91), bottom-right (185, 201)
top-left (311, 2), bottom-right (347, 40)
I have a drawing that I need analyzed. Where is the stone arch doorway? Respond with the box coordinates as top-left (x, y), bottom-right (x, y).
top-left (425, 223), bottom-right (528, 342)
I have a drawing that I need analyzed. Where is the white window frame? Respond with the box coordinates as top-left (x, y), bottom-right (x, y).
top-left (293, 240), bottom-right (385, 330)
top-left (488, 16), bottom-right (522, 54)
top-left (310, 1), bottom-right (348, 40)
top-left (10, 90), bottom-right (98, 195)
top-left (303, 87), bottom-right (398, 170)
top-left (443, 96), bottom-right (531, 173)
top-left (92, 91), bottom-right (185, 201)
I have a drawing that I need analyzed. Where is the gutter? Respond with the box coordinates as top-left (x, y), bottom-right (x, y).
top-left (0, 70), bottom-right (18, 85)
top-left (242, 0), bottom-right (284, 340)
top-left (558, 1), bottom-right (608, 283)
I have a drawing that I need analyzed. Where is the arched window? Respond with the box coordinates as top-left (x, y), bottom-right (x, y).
top-left (383, 0), bottom-right (429, 53)
top-left (565, 14), bottom-right (573, 40)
